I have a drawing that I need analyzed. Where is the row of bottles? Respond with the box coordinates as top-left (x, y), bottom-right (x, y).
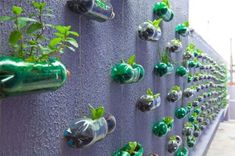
top-left (63, 0), bottom-right (228, 154)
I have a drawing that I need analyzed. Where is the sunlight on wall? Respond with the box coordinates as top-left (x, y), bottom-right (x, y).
top-left (189, 0), bottom-right (235, 64)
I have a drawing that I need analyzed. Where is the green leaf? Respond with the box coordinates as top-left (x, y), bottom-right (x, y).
top-left (171, 39), bottom-right (181, 46)
top-left (42, 13), bottom-right (55, 18)
top-left (45, 24), bottom-right (54, 28)
top-left (55, 25), bottom-right (71, 34)
top-left (153, 93), bottom-right (160, 99)
top-left (163, 116), bottom-right (174, 125)
top-left (127, 55), bottom-right (136, 66)
top-left (127, 142), bottom-right (137, 154)
top-left (49, 38), bottom-right (62, 49)
top-left (25, 56), bottom-right (37, 62)
top-left (193, 58), bottom-right (198, 62)
top-left (146, 88), bottom-right (154, 96)
top-left (17, 19), bottom-right (27, 29)
top-left (69, 31), bottom-right (80, 37)
top-left (9, 30), bottom-right (22, 45)
top-left (162, 0), bottom-right (170, 8)
top-left (26, 22), bottom-right (43, 34)
top-left (66, 46), bottom-right (76, 52)
top-left (38, 54), bottom-right (49, 62)
top-left (32, 2), bottom-right (46, 10)
top-left (161, 52), bottom-right (170, 63)
top-left (12, 6), bottom-right (23, 15)
top-left (172, 85), bottom-right (181, 92)
top-left (169, 135), bottom-right (177, 141)
top-left (186, 43), bottom-right (196, 52)
top-left (0, 16), bottom-right (14, 22)
top-left (66, 38), bottom-right (78, 48)
top-left (89, 104), bottom-right (105, 120)
top-left (183, 21), bottom-right (189, 27)
top-left (18, 17), bottom-right (37, 22)
top-left (54, 32), bottom-right (64, 37)
top-left (152, 18), bottom-right (162, 29)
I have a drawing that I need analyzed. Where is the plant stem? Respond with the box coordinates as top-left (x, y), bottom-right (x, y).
top-left (29, 9), bottom-right (44, 57)
top-left (15, 15), bottom-right (24, 58)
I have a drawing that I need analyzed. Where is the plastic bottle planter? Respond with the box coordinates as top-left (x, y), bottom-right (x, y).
top-left (137, 88), bottom-right (161, 112)
top-left (182, 122), bottom-right (194, 137)
top-left (0, 56), bottom-right (67, 98)
top-left (187, 74), bottom-right (193, 83)
top-left (138, 19), bottom-right (162, 41)
top-left (175, 21), bottom-right (190, 37)
top-left (194, 107), bottom-right (201, 115)
top-left (183, 87), bottom-right (196, 98)
top-left (187, 60), bottom-right (197, 68)
top-left (187, 136), bottom-right (196, 148)
top-left (112, 142), bottom-right (144, 156)
top-left (152, 116), bottom-right (174, 137)
top-left (154, 62), bottom-right (174, 77)
top-left (153, 0), bottom-right (174, 22)
top-left (197, 96), bottom-right (204, 103)
top-left (175, 107), bottom-right (189, 119)
top-left (183, 52), bottom-right (194, 60)
top-left (167, 39), bottom-right (183, 53)
top-left (64, 114), bottom-right (116, 148)
top-left (197, 116), bottom-right (203, 123)
top-left (193, 129), bottom-right (201, 138)
top-left (67, 0), bottom-right (115, 22)
top-left (193, 124), bottom-right (201, 138)
top-left (192, 100), bottom-right (200, 107)
top-left (174, 147), bottom-right (189, 156)
top-left (167, 135), bottom-right (182, 153)
top-left (111, 55), bottom-right (145, 84)
top-left (186, 103), bottom-right (193, 112)
top-left (167, 86), bottom-right (182, 103)
top-left (176, 66), bottom-right (188, 77)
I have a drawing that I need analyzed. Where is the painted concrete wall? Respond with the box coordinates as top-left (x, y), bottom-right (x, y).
top-left (0, 0), bottom-right (225, 156)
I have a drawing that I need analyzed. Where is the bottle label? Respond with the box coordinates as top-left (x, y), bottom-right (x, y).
top-left (95, 0), bottom-right (110, 10)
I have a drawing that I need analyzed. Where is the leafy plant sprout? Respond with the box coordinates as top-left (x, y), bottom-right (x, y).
top-left (146, 88), bottom-right (160, 102)
top-left (171, 39), bottom-right (181, 46)
top-left (88, 104), bottom-right (105, 120)
top-left (0, 2), bottom-right (79, 62)
top-left (147, 18), bottom-right (162, 30)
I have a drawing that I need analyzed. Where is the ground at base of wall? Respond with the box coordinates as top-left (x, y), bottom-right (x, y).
top-left (206, 120), bottom-right (235, 156)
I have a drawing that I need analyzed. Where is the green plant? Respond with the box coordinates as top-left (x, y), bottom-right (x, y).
top-left (89, 104), bottom-right (105, 120)
top-left (160, 51), bottom-right (171, 64)
top-left (127, 54), bottom-right (136, 66)
top-left (172, 85), bottom-right (181, 92)
top-left (186, 43), bottom-right (196, 53)
top-left (171, 39), bottom-right (181, 46)
top-left (182, 21), bottom-right (189, 27)
top-left (0, 2), bottom-right (79, 62)
top-left (146, 88), bottom-right (160, 100)
top-left (162, 0), bottom-right (170, 7)
top-left (169, 135), bottom-right (177, 141)
top-left (125, 142), bottom-right (138, 154)
top-left (148, 18), bottom-right (162, 29)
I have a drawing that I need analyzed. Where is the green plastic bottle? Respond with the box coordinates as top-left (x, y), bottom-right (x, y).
top-left (0, 56), bottom-right (67, 98)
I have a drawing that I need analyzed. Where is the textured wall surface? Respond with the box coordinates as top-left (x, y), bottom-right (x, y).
top-left (0, 0), bottom-right (225, 156)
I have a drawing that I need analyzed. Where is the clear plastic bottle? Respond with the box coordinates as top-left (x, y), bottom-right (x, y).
top-left (64, 114), bottom-right (116, 148)
top-left (67, 0), bottom-right (115, 22)
top-left (137, 95), bottom-right (161, 112)
top-left (138, 22), bottom-right (161, 41)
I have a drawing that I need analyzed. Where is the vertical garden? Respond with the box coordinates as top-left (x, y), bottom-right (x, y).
top-left (0, 0), bottom-right (228, 156)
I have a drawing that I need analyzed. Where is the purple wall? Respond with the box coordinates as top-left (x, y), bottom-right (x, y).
top-left (0, 0), bottom-right (225, 156)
